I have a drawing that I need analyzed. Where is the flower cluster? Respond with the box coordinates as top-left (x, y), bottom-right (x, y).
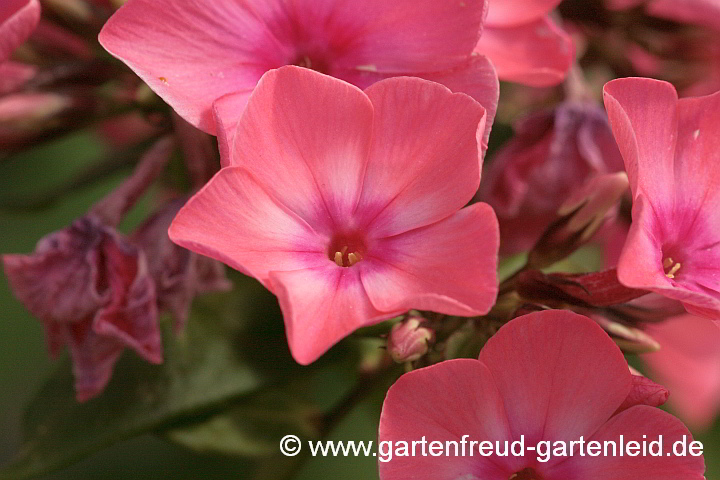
top-left (1, 0), bottom-right (718, 478)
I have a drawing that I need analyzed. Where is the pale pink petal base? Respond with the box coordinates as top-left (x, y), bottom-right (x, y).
top-left (169, 167), bottom-right (328, 288)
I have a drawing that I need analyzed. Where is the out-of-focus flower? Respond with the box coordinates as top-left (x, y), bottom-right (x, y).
top-left (0, 61), bottom-right (36, 94)
top-left (0, 0), bottom-right (41, 63)
top-left (169, 67), bottom-right (499, 365)
top-left (132, 199), bottom-right (231, 333)
top-left (98, 0), bottom-right (499, 152)
top-left (609, 0), bottom-right (720, 32)
top-left (379, 310), bottom-right (705, 480)
top-left (475, 0), bottom-right (574, 86)
top-left (2, 137), bottom-right (174, 401)
top-left (479, 101), bottom-right (625, 254)
top-left (643, 314), bottom-right (720, 432)
top-left (386, 316), bottom-right (435, 364)
top-left (604, 78), bottom-right (720, 321)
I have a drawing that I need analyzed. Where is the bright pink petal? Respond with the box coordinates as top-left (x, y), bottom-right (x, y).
top-left (168, 166), bottom-right (328, 289)
top-left (0, 0), bottom-right (41, 63)
top-left (479, 311), bottom-right (632, 455)
top-left (644, 315), bottom-right (720, 431)
top-left (674, 89), bottom-right (720, 227)
top-left (603, 77), bottom-right (678, 200)
top-left (336, 55), bottom-right (499, 149)
top-left (356, 77), bottom-right (486, 238)
top-left (485, 0), bottom-right (562, 26)
top-left (475, 17), bottom-right (574, 87)
top-left (99, 0), bottom-right (278, 134)
top-left (378, 359), bottom-right (515, 480)
top-left (361, 203), bottom-right (499, 317)
top-left (269, 266), bottom-right (400, 365)
top-left (99, 0), bottom-right (486, 134)
top-left (230, 66), bottom-right (373, 235)
top-left (546, 406), bottom-right (705, 479)
top-left (327, 0), bottom-right (486, 73)
top-left (414, 55), bottom-right (499, 149)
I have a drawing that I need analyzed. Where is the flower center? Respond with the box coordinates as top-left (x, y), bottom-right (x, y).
top-left (509, 468), bottom-right (542, 480)
top-left (663, 256), bottom-right (682, 279)
top-left (328, 233), bottom-right (366, 268)
top-left (292, 52), bottom-right (329, 74)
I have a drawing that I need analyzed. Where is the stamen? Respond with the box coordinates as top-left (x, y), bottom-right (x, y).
top-left (348, 253), bottom-right (360, 266)
top-left (334, 251), bottom-right (344, 267)
top-left (662, 257), bottom-right (681, 279)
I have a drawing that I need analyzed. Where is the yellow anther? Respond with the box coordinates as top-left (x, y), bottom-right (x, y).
top-left (663, 257), bottom-right (681, 279)
top-left (334, 251), bottom-right (344, 267)
top-left (348, 252), bottom-right (360, 266)
top-left (666, 262), bottom-right (681, 279)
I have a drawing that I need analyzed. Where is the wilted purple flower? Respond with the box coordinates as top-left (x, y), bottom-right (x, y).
top-left (2, 137), bottom-right (173, 401)
top-left (132, 198), bottom-right (231, 333)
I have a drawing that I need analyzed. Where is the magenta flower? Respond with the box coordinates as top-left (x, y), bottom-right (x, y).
top-left (604, 78), bottom-right (720, 321)
top-left (169, 67), bottom-right (499, 365)
top-left (0, 0), bottom-right (40, 63)
top-left (644, 314), bottom-right (720, 432)
top-left (475, 0), bottom-right (574, 87)
top-left (379, 310), bottom-right (705, 480)
top-left (98, 0), bottom-right (499, 152)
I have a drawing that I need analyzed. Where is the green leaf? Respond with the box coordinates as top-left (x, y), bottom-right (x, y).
top-left (0, 275), bottom-right (300, 480)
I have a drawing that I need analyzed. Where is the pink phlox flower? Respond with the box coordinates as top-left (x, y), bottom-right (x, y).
top-left (169, 67), bottom-right (500, 364)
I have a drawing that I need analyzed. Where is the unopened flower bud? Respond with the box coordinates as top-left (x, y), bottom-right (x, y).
top-left (528, 172), bottom-right (629, 269)
top-left (387, 317), bottom-right (434, 363)
top-left (593, 315), bottom-right (661, 353)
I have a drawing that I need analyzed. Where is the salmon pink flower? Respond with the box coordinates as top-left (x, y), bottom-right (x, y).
top-left (0, 0), bottom-right (41, 63)
top-left (604, 78), bottom-right (720, 321)
top-left (379, 310), bottom-right (706, 480)
top-left (644, 314), bottom-right (720, 432)
top-left (475, 0), bottom-right (574, 87)
top-left (169, 67), bottom-right (500, 365)
top-left (98, 0), bottom-right (499, 153)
